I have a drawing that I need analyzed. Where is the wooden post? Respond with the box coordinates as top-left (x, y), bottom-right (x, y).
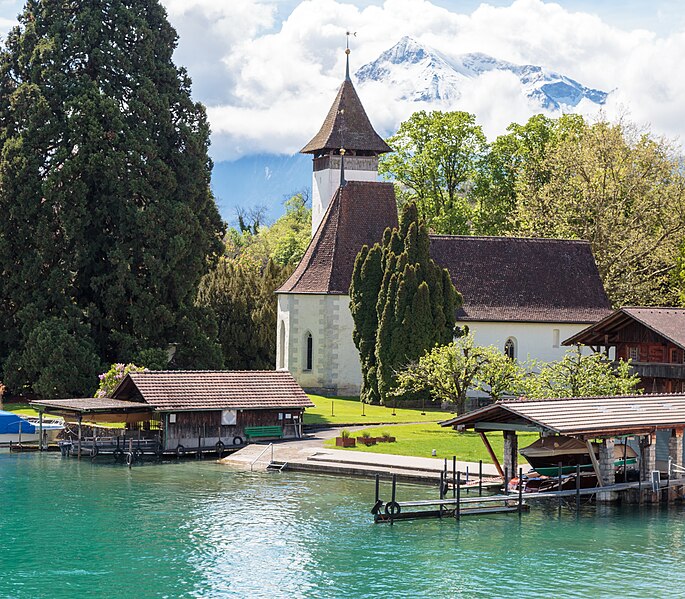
top-left (518, 467), bottom-right (523, 515)
top-left (558, 462), bottom-right (563, 514)
top-left (77, 415), bottom-right (83, 459)
top-left (478, 431), bottom-right (504, 477)
top-left (375, 474), bottom-right (380, 504)
top-left (504, 467), bottom-right (509, 496)
top-left (38, 411), bottom-right (44, 452)
top-left (575, 464), bottom-right (581, 512)
top-left (390, 474), bottom-right (397, 526)
top-left (585, 439), bottom-right (604, 486)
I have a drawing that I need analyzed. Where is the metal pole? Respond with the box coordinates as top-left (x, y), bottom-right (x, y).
top-left (558, 462), bottom-right (563, 514)
top-left (479, 460), bottom-right (483, 497)
top-left (439, 471), bottom-right (444, 518)
top-left (456, 471), bottom-right (461, 521)
top-left (452, 456), bottom-right (456, 499)
top-left (390, 474), bottom-right (397, 526)
top-left (576, 464), bottom-right (581, 512)
top-left (518, 467), bottom-right (523, 515)
top-left (375, 474), bottom-right (380, 504)
top-left (504, 467), bottom-right (509, 496)
top-left (77, 415), bottom-right (82, 459)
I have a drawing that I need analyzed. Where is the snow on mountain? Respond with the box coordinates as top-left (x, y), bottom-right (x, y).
top-left (356, 36), bottom-right (607, 111)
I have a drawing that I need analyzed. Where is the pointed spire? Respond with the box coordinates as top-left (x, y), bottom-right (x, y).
top-left (345, 31), bottom-right (352, 81)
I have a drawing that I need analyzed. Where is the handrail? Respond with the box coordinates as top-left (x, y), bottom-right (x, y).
top-left (250, 443), bottom-right (274, 472)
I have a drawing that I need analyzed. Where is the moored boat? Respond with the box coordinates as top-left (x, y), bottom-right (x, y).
top-left (0, 411), bottom-right (64, 445)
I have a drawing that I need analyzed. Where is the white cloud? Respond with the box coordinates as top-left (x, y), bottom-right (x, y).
top-left (161, 0), bottom-right (685, 160)
top-left (0, 16), bottom-right (16, 38)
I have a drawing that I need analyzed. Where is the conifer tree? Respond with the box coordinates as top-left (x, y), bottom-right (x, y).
top-left (350, 203), bottom-right (461, 404)
top-left (0, 1), bottom-right (224, 394)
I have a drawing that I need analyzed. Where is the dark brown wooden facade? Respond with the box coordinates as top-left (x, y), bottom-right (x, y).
top-left (564, 308), bottom-right (685, 394)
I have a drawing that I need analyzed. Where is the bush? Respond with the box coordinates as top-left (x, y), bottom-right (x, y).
top-left (340, 429), bottom-right (351, 439)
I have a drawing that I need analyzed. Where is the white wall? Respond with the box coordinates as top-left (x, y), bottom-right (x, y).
top-left (277, 293), bottom-right (361, 396)
top-left (466, 321), bottom-right (592, 364)
top-left (277, 294), bottom-right (597, 396)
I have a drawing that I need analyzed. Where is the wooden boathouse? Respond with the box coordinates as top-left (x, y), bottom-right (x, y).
top-left (563, 307), bottom-right (685, 394)
top-left (30, 370), bottom-right (314, 460)
top-left (440, 393), bottom-right (685, 503)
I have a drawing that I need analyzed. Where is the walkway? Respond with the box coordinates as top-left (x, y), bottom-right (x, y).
top-left (219, 427), bottom-right (502, 485)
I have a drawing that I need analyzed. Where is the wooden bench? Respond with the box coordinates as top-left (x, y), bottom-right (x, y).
top-left (244, 426), bottom-right (283, 441)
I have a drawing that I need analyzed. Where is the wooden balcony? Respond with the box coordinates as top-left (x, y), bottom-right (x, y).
top-left (629, 362), bottom-right (685, 380)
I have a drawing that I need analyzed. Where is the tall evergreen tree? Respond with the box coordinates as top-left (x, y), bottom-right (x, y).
top-left (350, 203), bottom-right (461, 404)
top-left (0, 1), bottom-right (224, 395)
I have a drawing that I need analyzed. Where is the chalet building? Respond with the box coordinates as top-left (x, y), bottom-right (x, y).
top-left (275, 50), bottom-right (612, 396)
top-left (32, 371), bottom-right (314, 455)
top-left (564, 307), bottom-right (685, 394)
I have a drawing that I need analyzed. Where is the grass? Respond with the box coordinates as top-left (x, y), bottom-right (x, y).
top-left (2, 402), bottom-right (40, 418)
top-left (323, 422), bottom-right (538, 463)
top-left (304, 395), bottom-right (455, 426)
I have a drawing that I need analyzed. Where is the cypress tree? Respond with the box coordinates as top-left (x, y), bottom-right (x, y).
top-left (0, 1), bottom-right (224, 394)
top-left (350, 203), bottom-right (462, 405)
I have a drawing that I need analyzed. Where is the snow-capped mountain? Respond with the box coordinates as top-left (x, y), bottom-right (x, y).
top-left (356, 36), bottom-right (607, 111)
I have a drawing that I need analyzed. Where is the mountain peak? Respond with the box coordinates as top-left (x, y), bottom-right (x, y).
top-left (355, 38), bottom-right (608, 111)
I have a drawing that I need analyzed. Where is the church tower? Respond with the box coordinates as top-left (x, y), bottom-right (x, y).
top-left (300, 45), bottom-right (391, 236)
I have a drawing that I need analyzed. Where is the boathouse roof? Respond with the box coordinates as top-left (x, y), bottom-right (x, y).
top-left (441, 393), bottom-right (685, 437)
top-left (563, 307), bottom-right (685, 349)
top-left (112, 370), bottom-right (315, 412)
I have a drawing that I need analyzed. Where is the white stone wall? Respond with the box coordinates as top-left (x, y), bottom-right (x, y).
top-left (277, 293), bottom-right (596, 397)
top-left (465, 321), bottom-right (593, 364)
top-left (312, 165), bottom-right (378, 236)
top-left (277, 293), bottom-right (361, 396)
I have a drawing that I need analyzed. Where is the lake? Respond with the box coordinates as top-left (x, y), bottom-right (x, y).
top-left (1, 452), bottom-right (684, 598)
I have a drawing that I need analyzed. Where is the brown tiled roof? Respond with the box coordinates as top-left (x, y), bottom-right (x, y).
top-left (111, 371), bottom-right (314, 411)
top-left (277, 181), bottom-right (398, 294)
top-left (441, 393), bottom-right (685, 436)
top-left (300, 79), bottom-right (392, 154)
top-left (430, 236), bottom-right (612, 324)
top-left (564, 307), bottom-right (685, 348)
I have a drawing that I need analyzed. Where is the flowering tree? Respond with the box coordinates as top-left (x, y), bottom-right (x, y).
top-left (95, 364), bottom-right (147, 399)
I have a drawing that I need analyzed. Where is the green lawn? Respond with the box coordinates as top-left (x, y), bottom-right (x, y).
top-left (304, 395), bottom-right (455, 425)
top-left (323, 422), bottom-right (538, 464)
top-left (2, 402), bottom-right (39, 417)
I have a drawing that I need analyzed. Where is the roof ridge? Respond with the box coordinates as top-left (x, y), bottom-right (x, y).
top-left (429, 234), bottom-right (591, 244)
top-left (500, 392), bottom-right (685, 404)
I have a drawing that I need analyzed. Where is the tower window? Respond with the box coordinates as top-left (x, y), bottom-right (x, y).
top-left (305, 332), bottom-right (313, 371)
top-left (552, 329), bottom-right (560, 348)
top-left (504, 338), bottom-right (516, 360)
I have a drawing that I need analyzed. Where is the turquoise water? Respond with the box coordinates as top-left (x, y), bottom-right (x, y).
top-left (1, 452), bottom-right (685, 598)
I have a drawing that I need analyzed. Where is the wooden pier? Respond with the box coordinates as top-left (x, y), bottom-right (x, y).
top-left (372, 459), bottom-right (685, 524)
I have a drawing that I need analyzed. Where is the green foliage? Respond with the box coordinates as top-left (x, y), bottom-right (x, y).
top-left (225, 193), bottom-right (311, 267)
top-left (522, 346), bottom-right (641, 398)
top-left (379, 111), bottom-right (486, 234)
top-left (0, 1), bottom-right (224, 394)
top-left (4, 318), bottom-right (103, 399)
top-left (674, 239), bottom-right (685, 305)
top-left (95, 363), bottom-right (147, 399)
top-left (133, 348), bottom-right (170, 371)
top-left (351, 203), bottom-right (461, 405)
top-left (197, 257), bottom-right (292, 369)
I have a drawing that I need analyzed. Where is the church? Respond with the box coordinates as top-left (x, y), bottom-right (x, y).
top-left (275, 52), bottom-right (612, 396)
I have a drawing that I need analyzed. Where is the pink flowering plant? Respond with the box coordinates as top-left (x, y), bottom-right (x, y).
top-left (95, 363), bottom-right (147, 398)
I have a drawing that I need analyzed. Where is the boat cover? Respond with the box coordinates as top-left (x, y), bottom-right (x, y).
top-left (520, 435), bottom-right (637, 459)
top-left (0, 411), bottom-right (37, 434)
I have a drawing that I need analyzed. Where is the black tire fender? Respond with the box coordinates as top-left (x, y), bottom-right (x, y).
top-left (176, 444), bottom-right (185, 457)
top-left (215, 441), bottom-right (225, 452)
top-left (126, 452), bottom-right (134, 466)
top-left (232, 436), bottom-right (243, 446)
top-left (384, 501), bottom-right (401, 517)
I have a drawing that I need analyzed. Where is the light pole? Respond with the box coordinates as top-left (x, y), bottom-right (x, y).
top-left (331, 399), bottom-right (334, 417)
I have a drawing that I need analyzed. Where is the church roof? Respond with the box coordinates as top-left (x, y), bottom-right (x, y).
top-left (300, 79), bottom-right (392, 155)
top-left (279, 184), bottom-right (611, 324)
top-left (430, 236), bottom-right (612, 324)
top-left (276, 181), bottom-right (398, 294)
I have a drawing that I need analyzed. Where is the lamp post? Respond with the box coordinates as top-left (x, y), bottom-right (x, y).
top-left (361, 398), bottom-right (366, 417)
top-left (331, 399), bottom-right (334, 417)
top-left (421, 395), bottom-right (426, 416)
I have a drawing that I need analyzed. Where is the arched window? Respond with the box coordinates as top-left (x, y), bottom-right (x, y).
top-left (305, 332), bottom-right (313, 371)
top-left (278, 321), bottom-right (286, 369)
top-left (504, 338), bottom-right (516, 360)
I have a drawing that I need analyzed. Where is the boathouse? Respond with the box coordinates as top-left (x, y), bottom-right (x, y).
top-left (441, 394), bottom-right (685, 501)
top-left (31, 370), bottom-right (314, 457)
top-left (563, 307), bottom-right (685, 394)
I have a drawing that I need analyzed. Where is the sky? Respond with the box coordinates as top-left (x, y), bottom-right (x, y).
top-left (1, 0), bottom-right (684, 163)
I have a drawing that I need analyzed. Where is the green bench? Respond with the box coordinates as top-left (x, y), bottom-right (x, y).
top-left (244, 426), bottom-right (283, 441)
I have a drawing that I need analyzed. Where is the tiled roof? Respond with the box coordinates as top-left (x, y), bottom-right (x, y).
top-left (112, 371), bottom-right (314, 411)
top-left (300, 79), bottom-right (392, 154)
top-left (277, 181), bottom-right (398, 294)
top-left (564, 307), bottom-right (685, 348)
top-left (441, 393), bottom-right (685, 436)
top-left (430, 236), bottom-right (612, 323)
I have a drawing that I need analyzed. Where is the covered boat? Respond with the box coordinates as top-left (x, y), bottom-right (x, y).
top-left (520, 435), bottom-right (637, 475)
top-left (0, 411), bottom-right (63, 445)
